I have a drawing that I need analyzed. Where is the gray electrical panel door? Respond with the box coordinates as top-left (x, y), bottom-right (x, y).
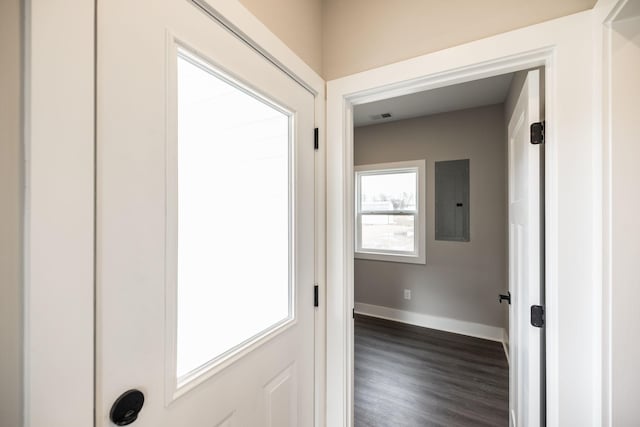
top-left (435, 159), bottom-right (470, 241)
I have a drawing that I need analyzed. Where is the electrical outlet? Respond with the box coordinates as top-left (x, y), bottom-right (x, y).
top-left (404, 289), bottom-right (411, 300)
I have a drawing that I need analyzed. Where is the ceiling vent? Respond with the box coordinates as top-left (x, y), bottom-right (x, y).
top-left (369, 112), bottom-right (393, 121)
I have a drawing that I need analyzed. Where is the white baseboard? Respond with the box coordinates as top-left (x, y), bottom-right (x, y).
top-left (354, 302), bottom-right (505, 342)
top-left (502, 328), bottom-right (510, 364)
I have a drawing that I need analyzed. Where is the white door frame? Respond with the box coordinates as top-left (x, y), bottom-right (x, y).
top-left (329, 47), bottom-right (552, 427)
top-left (23, 1), bottom-right (325, 425)
top-left (326, 10), bottom-right (601, 427)
top-left (597, 0), bottom-right (640, 424)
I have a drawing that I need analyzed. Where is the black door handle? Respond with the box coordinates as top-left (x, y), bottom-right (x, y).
top-left (110, 389), bottom-right (144, 425)
top-left (499, 292), bottom-right (511, 305)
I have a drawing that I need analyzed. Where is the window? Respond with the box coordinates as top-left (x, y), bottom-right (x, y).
top-left (174, 49), bottom-right (293, 385)
top-left (355, 160), bottom-right (426, 264)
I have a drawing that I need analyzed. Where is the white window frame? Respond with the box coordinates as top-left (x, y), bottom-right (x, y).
top-left (167, 45), bottom-right (297, 398)
top-left (354, 159), bottom-right (426, 264)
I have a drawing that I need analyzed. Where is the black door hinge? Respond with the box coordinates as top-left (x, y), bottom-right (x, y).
top-left (530, 121), bottom-right (545, 145)
top-left (313, 284), bottom-right (319, 307)
top-left (314, 127), bottom-right (319, 150)
top-left (531, 305), bottom-right (544, 328)
top-left (499, 291), bottom-right (511, 305)
top-left (352, 308), bottom-right (355, 319)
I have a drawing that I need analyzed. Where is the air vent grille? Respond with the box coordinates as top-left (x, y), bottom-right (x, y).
top-left (369, 112), bottom-right (393, 121)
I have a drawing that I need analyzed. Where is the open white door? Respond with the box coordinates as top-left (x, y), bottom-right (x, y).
top-left (96, 0), bottom-right (315, 426)
top-left (507, 69), bottom-right (544, 427)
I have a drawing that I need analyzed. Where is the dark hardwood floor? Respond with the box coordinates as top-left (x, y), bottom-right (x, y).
top-left (355, 314), bottom-right (509, 427)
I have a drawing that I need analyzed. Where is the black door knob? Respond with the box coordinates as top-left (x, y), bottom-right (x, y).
top-left (110, 389), bottom-right (144, 426)
top-left (499, 292), bottom-right (511, 305)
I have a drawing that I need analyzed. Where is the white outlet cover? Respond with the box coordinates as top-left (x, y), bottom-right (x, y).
top-left (404, 289), bottom-right (411, 300)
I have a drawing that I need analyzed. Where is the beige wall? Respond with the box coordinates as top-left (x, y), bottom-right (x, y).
top-left (323, 0), bottom-right (596, 79)
top-left (354, 104), bottom-right (508, 329)
top-left (610, 13), bottom-right (640, 426)
top-left (0, 0), bottom-right (23, 425)
top-left (239, 0), bottom-right (323, 75)
top-left (239, 0), bottom-right (596, 79)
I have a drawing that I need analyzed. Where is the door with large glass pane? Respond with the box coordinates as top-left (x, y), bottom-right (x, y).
top-left (96, 0), bottom-right (315, 426)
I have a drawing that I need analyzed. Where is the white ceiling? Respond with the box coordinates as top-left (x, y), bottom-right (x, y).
top-left (354, 73), bottom-right (514, 127)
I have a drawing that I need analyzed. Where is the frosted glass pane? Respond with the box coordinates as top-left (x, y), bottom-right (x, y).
top-left (361, 215), bottom-right (414, 252)
top-left (176, 54), bottom-right (291, 379)
top-left (360, 172), bottom-right (416, 212)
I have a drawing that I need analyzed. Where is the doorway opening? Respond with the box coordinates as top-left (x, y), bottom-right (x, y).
top-left (347, 66), bottom-right (546, 426)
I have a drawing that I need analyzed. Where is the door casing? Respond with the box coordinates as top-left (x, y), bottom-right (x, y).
top-left (599, 0), bottom-right (640, 424)
top-left (326, 9), bottom-right (601, 427)
top-left (328, 49), bottom-right (551, 427)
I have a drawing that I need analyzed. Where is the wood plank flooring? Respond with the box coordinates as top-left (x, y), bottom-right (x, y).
top-left (355, 314), bottom-right (509, 427)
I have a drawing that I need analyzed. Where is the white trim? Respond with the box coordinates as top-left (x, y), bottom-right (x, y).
top-left (312, 81), bottom-right (327, 427)
top-left (328, 51), bottom-right (552, 427)
top-left (327, 10), bottom-right (598, 427)
top-left (354, 303), bottom-right (505, 342)
top-left (24, 0), bottom-right (95, 426)
top-left (594, 0), bottom-right (639, 425)
top-left (503, 329), bottom-right (510, 365)
top-left (354, 159), bottom-right (426, 264)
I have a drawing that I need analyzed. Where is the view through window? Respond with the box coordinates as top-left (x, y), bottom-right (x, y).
top-left (355, 160), bottom-right (426, 264)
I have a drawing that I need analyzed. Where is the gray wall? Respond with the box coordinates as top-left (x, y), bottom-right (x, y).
top-left (0, 0), bottom-right (23, 425)
top-left (354, 104), bottom-right (508, 328)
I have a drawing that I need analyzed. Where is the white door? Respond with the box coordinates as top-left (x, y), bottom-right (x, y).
top-left (96, 0), bottom-right (316, 426)
top-left (507, 69), bottom-right (544, 427)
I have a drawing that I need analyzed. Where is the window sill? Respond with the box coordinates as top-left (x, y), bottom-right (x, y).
top-left (355, 251), bottom-right (426, 265)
